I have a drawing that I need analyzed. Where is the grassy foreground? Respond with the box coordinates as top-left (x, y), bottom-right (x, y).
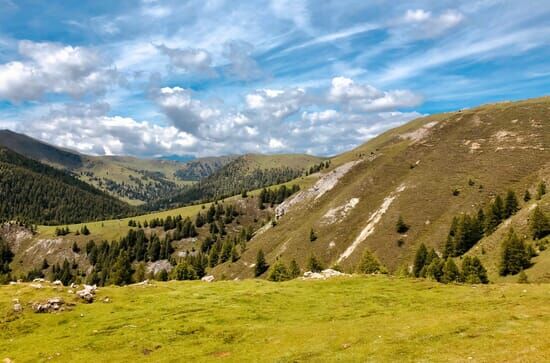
top-left (1, 276), bottom-right (549, 362)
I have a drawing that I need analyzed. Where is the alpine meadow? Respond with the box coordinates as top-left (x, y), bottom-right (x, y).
top-left (0, 1), bottom-right (549, 362)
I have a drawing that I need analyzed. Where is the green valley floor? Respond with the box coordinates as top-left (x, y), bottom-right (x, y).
top-left (1, 276), bottom-right (549, 362)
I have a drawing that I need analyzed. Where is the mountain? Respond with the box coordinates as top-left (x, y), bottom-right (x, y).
top-left (0, 130), bottom-right (235, 205)
top-left (213, 97), bottom-right (550, 281)
top-left (146, 153), bottom-right (325, 210)
top-left (0, 129), bottom-right (84, 169)
top-left (0, 146), bottom-right (133, 225)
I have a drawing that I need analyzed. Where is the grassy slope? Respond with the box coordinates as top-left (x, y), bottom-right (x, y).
top-left (1, 276), bottom-right (549, 362)
top-left (466, 192), bottom-right (550, 283)
top-left (217, 97), bottom-right (550, 279)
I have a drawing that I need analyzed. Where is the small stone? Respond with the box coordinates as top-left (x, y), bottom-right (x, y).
top-left (12, 304), bottom-right (22, 313)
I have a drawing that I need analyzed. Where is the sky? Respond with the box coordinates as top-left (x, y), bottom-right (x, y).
top-left (0, 0), bottom-right (548, 158)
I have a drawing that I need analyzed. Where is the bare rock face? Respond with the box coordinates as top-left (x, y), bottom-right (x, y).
top-left (302, 269), bottom-right (349, 280)
top-left (76, 285), bottom-right (97, 303)
top-left (32, 297), bottom-right (65, 313)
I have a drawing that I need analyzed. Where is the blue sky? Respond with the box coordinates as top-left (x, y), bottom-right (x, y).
top-left (0, 0), bottom-right (548, 157)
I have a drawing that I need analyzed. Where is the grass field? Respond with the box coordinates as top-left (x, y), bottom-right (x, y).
top-left (1, 276), bottom-right (549, 362)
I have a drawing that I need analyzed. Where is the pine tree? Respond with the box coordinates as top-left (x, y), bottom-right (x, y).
top-left (396, 215), bottom-right (409, 233)
top-left (254, 249), bottom-right (268, 277)
top-left (133, 262), bottom-right (146, 282)
top-left (425, 256), bottom-right (444, 282)
top-left (440, 258), bottom-right (460, 283)
top-left (267, 261), bottom-right (290, 282)
top-left (499, 228), bottom-right (531, 276)
top-left (309, 228), bottom-right (317, 242)
top-left (80, 225), bottom-right (90, 235)
top-left (517, 269), bottom-right (528, 283)
top-left (72, 241), bottom-right (80, 253)
top-left (523, 190), bottom-right (531, 202)
top-left (289, 259), bottom-right (300, 278)
top-left (111, 251), bottom-right (133, 285)
top-left (530, 206), bottom-right (550, 240)
top-left (536, 181), bottom-right (546, 200)
top-left (306, 255), bottom-right (324, 273)
top-left (461, 256), bottom-right (488, 284)
top-left (504, 190), bottom-right (519, 218)
top-left (413, 243), bottom-right (428, 277)
top-left (157, 269), bottom-right (169, 281)
top-left (357, 249), bottom-right (382, 274)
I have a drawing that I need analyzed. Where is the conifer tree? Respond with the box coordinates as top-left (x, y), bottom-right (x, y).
top-left (536, 181), bottom-right (546, 200)
top-left (254, 249), bottom-right (268, 277)
top-left (267, 260), bottom-right (290, 281)
top-left (530, 206), bottom-right (550, 240)
top-left (441, 258), bottom-right (460, 283)
top-left (425, 256), bottom-right (444, 282)
top-left (289, 259), bottom-right (301, 278)
top-left (306, 255), bottom-right (324, 273)
top-left (499, 228), bottom-right (531, 276)
top-left (309, 228), bottom-right (317, 242)
top-left (396, 215), bottom-right (409, 233)
top-left (413, 243), bottom-right (428, 277)
top-left (461, 256), bottom-right (488, 284)
top-left (357, 249), bottom-right (382, 274)
top-left (523, 190), bottom-right (531, 202)
top-left (111, 251), bottom-right (133, 285)
top-left (504, 190), bottom-right (519, 218)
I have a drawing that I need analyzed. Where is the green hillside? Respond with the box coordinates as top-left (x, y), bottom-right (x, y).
top-left (0, 130), bottom-right (233, 205)
top-left (147, 153), bottom-right (324, 210)
top-left (0, 147), bottom-right (133, 225)
top-left (1, 277), bottom-right (548, 362)
top-left (214, 97), bottom-right (550, 280)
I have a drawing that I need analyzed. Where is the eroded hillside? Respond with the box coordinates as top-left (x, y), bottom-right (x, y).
top-left (215, 97), bottom-right (549, 279)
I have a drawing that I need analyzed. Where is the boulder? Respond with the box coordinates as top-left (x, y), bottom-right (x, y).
top-left (52, 280), bottom-right (63, 286)
top-left (76, 284), bottom-right (97, 303)
top-left (12, 303), bottom-right (22, 313)
top-left (302, 269), bottom-right (348, 280)
top-left (201, 275), bottom-right (215, 282)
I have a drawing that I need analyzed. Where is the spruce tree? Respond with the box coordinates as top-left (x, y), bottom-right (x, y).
top-left (504, 190), bottom-right (519, 218)
top-left (267, 261), bottom-right (290, 282)
top-left (441, 258), bottom-right (460, 283)
top-left (425, 256), bottom-right (443, 282)
top-left (413, 243), bottom-right (428, 277)
top-left (306, 255), bottom-right (324, 273)
top-left (536, 181), bottom-right (546, 200)
top-left (530, 206), bottom-right (550, 240)
top-left (396, 215), bottom-right (409, 233)
top-left (499, 228), bottom-right (530, 276)
top-left (309, 228), bottom-right (317, 242)
top-left (111, 251), bottom-right (133, 285)
top-left (357, 249), bottom-right (382, 274)
top-left (289, 259), bottom-right (301, 278)
top-left (462, 256), bottom-right (488, 284)
top-left (254, 249), bottom-right (268, 277)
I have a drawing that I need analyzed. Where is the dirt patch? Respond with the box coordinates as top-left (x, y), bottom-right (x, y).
top-left (337, 184), bottom-right (406, 264)
top-left (275, 160), bottom-right (362, 218)
top-left (322, 198), bottom-right (360, 225)
top-left (399, 121), bottom-right (438, 144)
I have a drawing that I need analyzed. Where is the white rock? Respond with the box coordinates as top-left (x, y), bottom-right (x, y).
top-left (30, 283), bottom-right (43, 289)
top-left (201, 275), bottom-right (215, 282)
top-left (12, 303), bottom-right (22, 312)
top-left (52, 280), bottom-right (63, 286)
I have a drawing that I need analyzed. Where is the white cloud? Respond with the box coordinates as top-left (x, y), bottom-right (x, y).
top-left (223, 40), bottom-right (263, 80)
top-left (155, 86), bottom-right (220, 134)
top-left (404, 9), bottom-right (431, 23)
top-left (13, 103), bottom-right (197, 157)
top-left (400, 8), bottom-right (464, 38)
top-left (0, 40), bottom-right (118, 102)
top-left (328, 77), bottom-right (422, 111)
top-left (156, 44), bottom-right (215, 75)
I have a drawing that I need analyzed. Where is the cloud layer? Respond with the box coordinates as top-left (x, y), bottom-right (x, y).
top-left (0, 0), bottom-right (548, 157)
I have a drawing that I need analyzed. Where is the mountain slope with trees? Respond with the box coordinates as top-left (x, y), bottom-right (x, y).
top-left (0, 147), bottom-right (134, 225)
top-left (213, 97), bottom-right (550, 281)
